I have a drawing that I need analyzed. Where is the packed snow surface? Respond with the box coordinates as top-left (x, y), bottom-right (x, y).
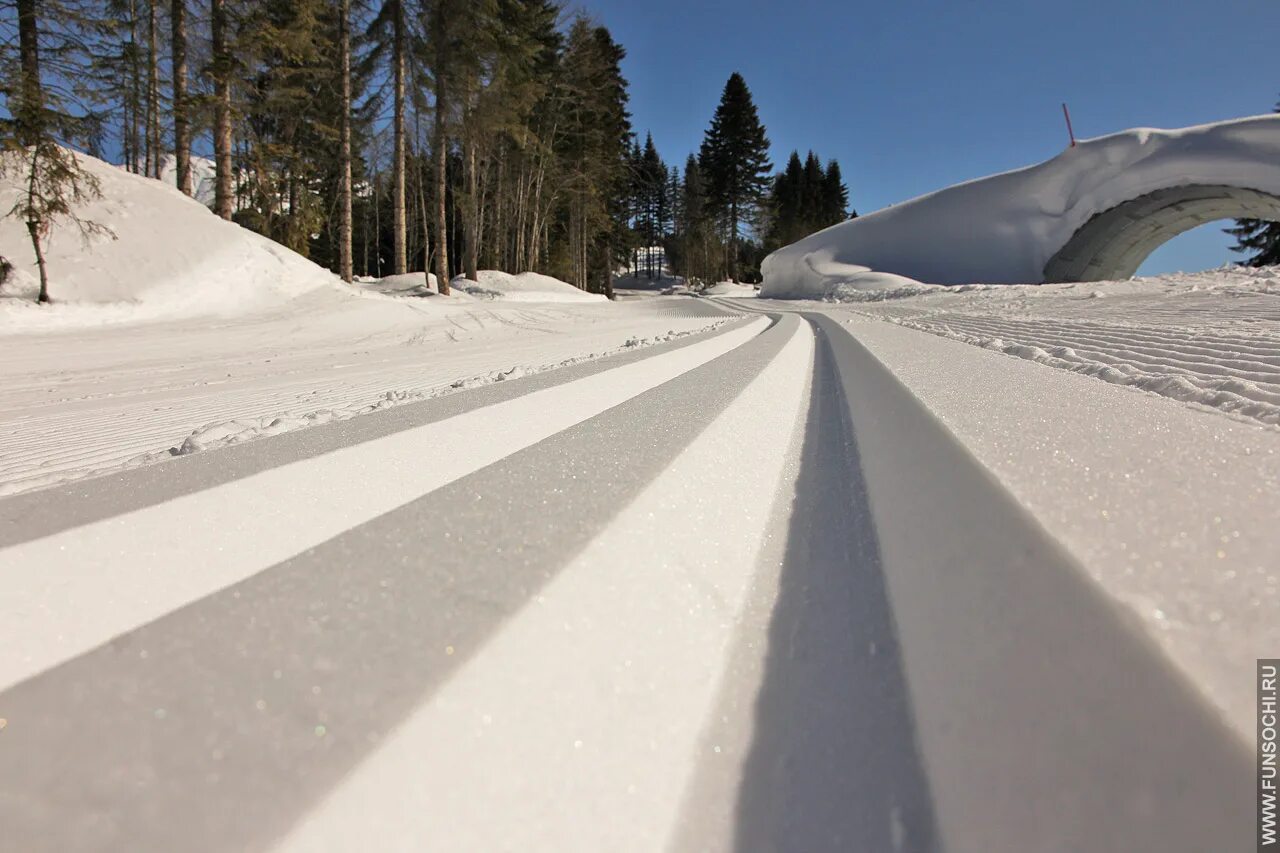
top-left (844, 266), bottom-right (1280, 429)
top-left (762, 114), bottom-right (1280, 294)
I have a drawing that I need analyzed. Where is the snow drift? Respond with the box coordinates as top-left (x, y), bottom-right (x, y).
top-left (762, 114), bottom-right (1280, 297)
top-left (0, 150), bottom-right (344, 323)
top-left (356, 270), bottom-right (604, 303)
top-left (454, 270), bottom-right (605, 303)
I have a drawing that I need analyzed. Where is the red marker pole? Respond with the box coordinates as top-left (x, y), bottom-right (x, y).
top-left (1062, 102), bottom-right (1077, 147)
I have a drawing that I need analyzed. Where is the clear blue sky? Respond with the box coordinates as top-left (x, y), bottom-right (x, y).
top-left (573, 0), bottom-right (1280, 275)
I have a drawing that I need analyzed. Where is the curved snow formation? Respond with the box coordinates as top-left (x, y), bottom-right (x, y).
top-left (762, 115), bottom-right (1280, 294)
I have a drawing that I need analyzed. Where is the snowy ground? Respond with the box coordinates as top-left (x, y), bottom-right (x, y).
top-left (0, 156), bottom-right (1271, 852)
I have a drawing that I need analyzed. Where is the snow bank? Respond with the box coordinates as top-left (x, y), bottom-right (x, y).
top-left (762, 114), bottom-right (1280, 294)
top-left (356, 272), bottom-right (454, 299)
top-left (700, 281), bottom-right (759, 298)
top-left (0, 151), bottom-right (346, 330)
top-left (355, 270), bottom-right (603, 303)
top-left (452, 270), bottom-right (605, 303)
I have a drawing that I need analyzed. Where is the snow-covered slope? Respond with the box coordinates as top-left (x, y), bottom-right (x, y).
top-left (762, 115), bottom-right (1280, 295)
top-left (0, 151), bottom-right (346, 328)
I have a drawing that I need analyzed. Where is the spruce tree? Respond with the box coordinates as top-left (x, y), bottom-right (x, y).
top-left (821, 158), bottom-right (849, 225)
top-left (801, 150), bottom-right (823, 230)
top-left (555, 17), bottom-right (631, 293)
top-left (640, 131), bottom-right (663, 277)
top-left (766, 150), bottom-right (804, 247)
top-left (765, 150), bottom-right (852, 251)
top-left (698, 71), bottom-right (770, 281)
top-left (677, 153), bottom-right (711, 283)
top-left (1227, 96), bottom-right (1280, 266)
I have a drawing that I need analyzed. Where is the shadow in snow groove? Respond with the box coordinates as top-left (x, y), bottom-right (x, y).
top-left (733, 324), bottom-right (938, 852)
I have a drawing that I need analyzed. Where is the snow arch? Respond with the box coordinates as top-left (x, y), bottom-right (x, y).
top-left (1043, 185), bottom-right (1280, 282)
top-left (761, 115), bottom-right (1280, 296)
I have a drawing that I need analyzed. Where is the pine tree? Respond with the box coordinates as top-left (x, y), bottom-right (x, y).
top-left (766, 150), bottom-right (804, 247)
top-left (698, 72), bottom-right (770, 281)
top-left (555, 17), bottom-right (630, 293)
top-left (801, 150), bottom-right (823, 228)
top-left (639, 131), bottom-right (664, 277)
top-left (236, 0), bottom-right (346, 254)
top-left (92, 0), bottom-right (147, 173)
top-left (764, 149), bottom-right (851, 251)
top-left (1227, 97), bottom-right (1280, 266)
top-left (1226, 217), bottom-right (1280, 266)
top-left (366, 0), bottom-right (417, 275)
top-left (675, 152), bottom-right (713, 283)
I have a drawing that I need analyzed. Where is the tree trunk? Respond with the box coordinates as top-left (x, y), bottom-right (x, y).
top-left (337, 0), bottom-right (353, 281)
top-left (603, 237), bottom-right (615, 300)
top-left (126, 0), bottom-right (142, 172)
top-left (433, 85), bottom-right (451, 296)
top-left (391, 0), bottom-right (407, 275)
top-left (464, 138), bottom-right (478, 282)
top-left (373, 171), bottom-right (382, 277)
top-left (211, 0), bottom-right (233, 219)
top-left (417, 160), bottom-right (432, 284)
top-left (28, 219), bottom-right (49, 304)
top-left (147, 0), bottom-right (161, 178)
top-left (25, 148), bottom-right (49, 303)
top-left (728, 199), bottom-right (738, 282)
top-left (171, 0), bottom-right (192, 196)
top-left (15, 7), bottom-right (49, 304)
